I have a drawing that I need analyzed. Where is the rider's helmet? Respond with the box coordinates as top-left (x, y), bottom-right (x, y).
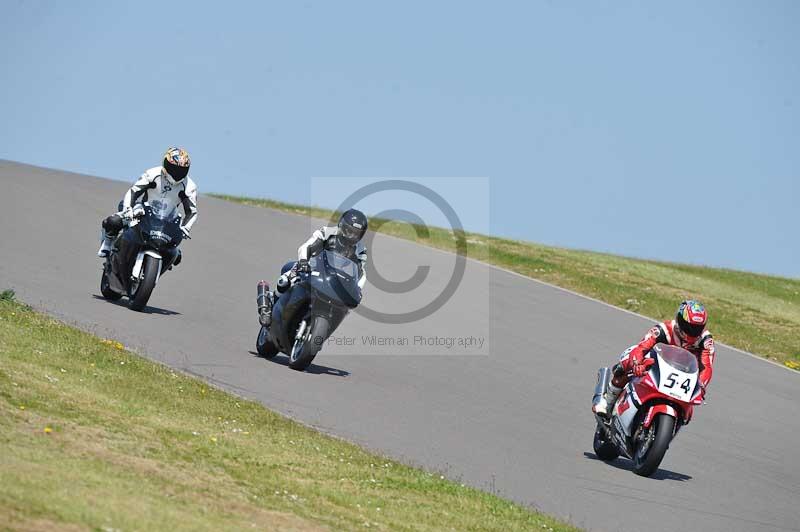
top-left (337, 209), bottom-right (368, 246)
top-left (162, 147), bottom-right (191, 183)
top-left (675, 300), bottom-right (708, 344)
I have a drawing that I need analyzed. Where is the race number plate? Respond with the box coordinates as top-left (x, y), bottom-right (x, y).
top-left (656, 354), bottom-right (697, 402)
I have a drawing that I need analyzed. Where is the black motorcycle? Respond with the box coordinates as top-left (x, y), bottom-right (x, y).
top-left (100, 200), bottom-right (184, 311)
top-left (255, 250), bottom-right (362, 370)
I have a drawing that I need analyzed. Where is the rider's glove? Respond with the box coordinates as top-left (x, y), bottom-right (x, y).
top-left (131, 204), bottom-right (145, 219)
top-left (631, 358), bottom-right (655, 377)
top-left (180, 226), bottom-right (191, 239)
top-left (296, 259), bottom-right (311, 274)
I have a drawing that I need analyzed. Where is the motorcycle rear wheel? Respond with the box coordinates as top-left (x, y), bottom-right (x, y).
top-left (100, 266), bottom-right (122, 301)
top-left (633, 414), bottom-right (675, 477)
top-left (593, 425), bottom-right (619, 461)
top-left (256, 325), bottom-right (279, 358)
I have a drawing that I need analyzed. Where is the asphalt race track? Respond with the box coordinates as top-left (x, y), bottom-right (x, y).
top-left (1, 160), bottom-right (798, 532)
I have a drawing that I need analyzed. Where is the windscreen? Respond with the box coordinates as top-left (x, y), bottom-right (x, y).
top-left (654, 344), bottom-right (698, 373)
top-left (324, 251), bottom-right (358, 278)
top-left (148, 199), bottom-right (179, 221)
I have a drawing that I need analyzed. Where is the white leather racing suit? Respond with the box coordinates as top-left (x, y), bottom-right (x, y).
top-left (123, 166), bottom-right (199, 232)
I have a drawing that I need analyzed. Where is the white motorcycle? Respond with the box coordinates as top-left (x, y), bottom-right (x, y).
top-left (592, 344), bottom-right (705, 476)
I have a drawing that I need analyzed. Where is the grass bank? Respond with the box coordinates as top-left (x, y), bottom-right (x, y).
top-left (0, 295), bottom-right (578, 531)
top-left (210, 194), bottom-right (800, 370)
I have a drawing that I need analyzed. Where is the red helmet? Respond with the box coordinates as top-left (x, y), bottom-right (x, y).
top-left (675, 300), bottom-right (707, 341)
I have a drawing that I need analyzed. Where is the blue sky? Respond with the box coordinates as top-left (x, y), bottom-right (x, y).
top-left (1, 1), bottom-right (797, 277)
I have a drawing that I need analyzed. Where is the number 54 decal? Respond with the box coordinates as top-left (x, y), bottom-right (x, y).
top-left (664, 372), bottom-right (692, 394)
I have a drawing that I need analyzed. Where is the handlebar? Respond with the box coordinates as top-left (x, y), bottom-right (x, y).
top-left (120, 204), bottom-right (146, 221)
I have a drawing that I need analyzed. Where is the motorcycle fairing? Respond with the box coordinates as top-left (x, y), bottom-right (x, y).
top-left (596, 344), bottom-right (704, 467)
top-left (131, 250), bottom-right (163, 287)
top-left (610, 363), bottom-right (692, 454)
top-left (107, 227), bottom-right (142, 294)
top-left (267, 251), bottom-right (358, 355)
top-left (309, 252), bottom-right (361, 308)
top-left (105, 203), bottom-right (183, 295)
top-left (643, 404), bottom-right (678, 428)
top-left (271, 282), bottom-right (312, 353)
top-left (613, 386), bottom-right (640, 438)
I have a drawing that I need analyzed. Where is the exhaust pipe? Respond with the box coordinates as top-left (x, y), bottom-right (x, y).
top-left (592, 367), bottom-right (611, 410)
top-left (257, 280), bottom-right (271, 326)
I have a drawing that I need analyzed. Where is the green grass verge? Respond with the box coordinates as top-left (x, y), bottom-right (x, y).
top-left (210, 193), bottom-right (800, 371)
top-left (0, 297), bottom-right (579, 532)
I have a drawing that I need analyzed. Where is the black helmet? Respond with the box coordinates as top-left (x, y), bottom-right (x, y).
top-left (337, 209), bottom-right (368, 245)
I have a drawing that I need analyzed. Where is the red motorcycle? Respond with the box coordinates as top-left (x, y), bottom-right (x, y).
top-left (592, 344), bottom-right (704, 476)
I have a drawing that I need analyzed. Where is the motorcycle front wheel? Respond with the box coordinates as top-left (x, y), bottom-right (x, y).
top-left (632, 414), bottom-right (675, 477)
top-left (129, 255), bottom-right (159, 311)
top-left (288, 317), bottom-right (329, 371)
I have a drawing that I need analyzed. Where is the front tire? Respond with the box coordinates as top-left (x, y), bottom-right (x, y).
top-left (633, 414), bottom-right (675, 477)
top-left (100, 266), bottom-right (122, 301)
top-left (288, 317), bottom-right (329, 371)
top-left (129, 255), bottom-right (159, 311)
top-left (593, 425), bottom-right (619, 461)
top-left (256, 325), bottom-right (279, 358)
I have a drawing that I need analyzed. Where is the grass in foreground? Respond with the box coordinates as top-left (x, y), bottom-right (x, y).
top-left (211, 194), bottom-right (800, 370)
top-left (0, 297), bottom-right (578, 532)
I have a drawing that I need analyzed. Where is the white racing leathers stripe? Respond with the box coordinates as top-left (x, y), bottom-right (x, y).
top-left (122, 167), bottom-right (198, 234)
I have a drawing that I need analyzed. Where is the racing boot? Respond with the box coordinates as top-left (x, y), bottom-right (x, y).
top-left (592, 383), bottom-right (622, 417)
top-left (97, 229), bottom-right (114, 257)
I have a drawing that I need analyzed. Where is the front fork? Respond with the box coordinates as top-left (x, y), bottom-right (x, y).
top-left (131, 251), bottom-right (162, 286)
top-left (295, 319), bottom-right (308, 342)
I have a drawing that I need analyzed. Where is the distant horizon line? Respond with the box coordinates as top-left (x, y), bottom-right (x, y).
top-left (3, 157), bottom-right (796, 281)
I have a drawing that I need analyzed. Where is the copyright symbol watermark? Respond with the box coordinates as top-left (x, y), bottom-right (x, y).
top-left (324, 179), bottom-right (470, 325)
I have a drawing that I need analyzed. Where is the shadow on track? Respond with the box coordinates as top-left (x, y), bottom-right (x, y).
top-left (582, 452), bottom-right (693, 481)
top-left (248, 350), bottom-right (350, 377)
top-left (91, 294), bottom-right (181, 316)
